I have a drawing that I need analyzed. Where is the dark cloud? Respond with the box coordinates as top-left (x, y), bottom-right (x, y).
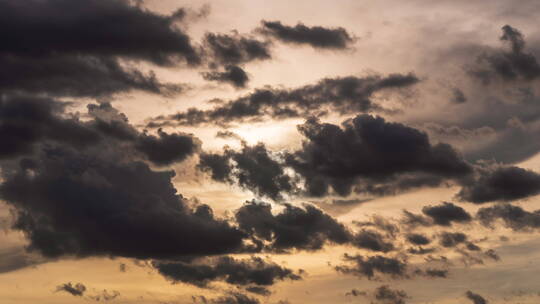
top-left (203, 65), bottom-right (250, 88)
top-left (203, 32), bottom-right (271, 66)
top-left (135, 129), bottom-right (201, 166)
top-left (465, 290), bottom-right (488, 304)
top-left (199, 115), bottom-right (472, 200)
top-left (423, 268), bottom-right (448, 278)
top-left (3, 149), bottom-right (245, 259)
top-left (260, 21), bottom-right (355, 49)
top-left (335, 254), bottom-right (407, 279)
top-left (0, 0), bottom-right (199, 97)
top-left (458, 166), bottom-right (540, 203)
top-left (198, 152), bottom-right (234, 182)
top-left (421, 202), bottom-right (472, 226)
top-left (407, 247), bottom-right (436, 255)
top-left (244, 286), bottom-right (271, 296)
top-left (55, 282), bottom-right (86, 297)
top-left (0, 55), bottom-right (186, 97)
top-left (235, 201), bottom-right (351, 252)
top-left (0, 0), bottom-right (199, 64)
top-left (351, 230), bottom-right (394, 252)
top-left (476, 204), bottom-right (540, 231)
top-left (199, 143), bottom-right (295, 201)
top-left (154, 256), bottom-right (301, 288)
top-left (0, 95), bottom-right (100, 159)
top-left (193, 292), bottom-right (261, 304)
top-left (148, 73), bottom-right (419, 127)
top-left (470, 25), bottom-right (540, 83)
top-left (0, 97), bottom-right (245, 259)
top-left (466, 242), bottom-right (481, 251)
top-left (439, 232), bottom-right (467, 248)
top-left (406, 233), bottom-right (431, 246)
top-left (286, 115), bottom-right (472, 197)
top-left (373, 285), bottom-right (409, 304)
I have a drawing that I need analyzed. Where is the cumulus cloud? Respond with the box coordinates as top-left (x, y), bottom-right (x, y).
top-left (199, 143), bottom-right (295, 201)
top-left (286, 115), bottom-right (472, 197)
top-left (458, 165), bottom-right (540, 203)
top-left (421, 202), bottom-right (472, 226)
top-left (0, 96), bottom-right (243, 259)
top-left (199, 115), bottom-right (481, 200)
top-left (235, 201), bottom-right (351, 252)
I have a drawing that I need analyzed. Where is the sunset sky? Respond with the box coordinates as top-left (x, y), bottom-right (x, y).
top-left (2, 1), bottom-right (540, 303)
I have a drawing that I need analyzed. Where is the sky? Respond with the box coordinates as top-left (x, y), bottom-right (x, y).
top-left (2, 0), bottom-right (540, 303)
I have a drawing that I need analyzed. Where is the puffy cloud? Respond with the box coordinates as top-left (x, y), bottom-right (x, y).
top-left (458, 166), bottom-right (540, 203)
top-left (135, 129), bottom-right (201, 166)
top-left (199, 143), bottom-right (295, 201)
top-left (0, 96), bottom-right (244, 259)
top-left (421, 202), bottom-right (472, 226)
top-left (235, 201), bottom-right (351, 252)
top-left (287, 115), bottom-right (472, 197)
top-left (406, 233), bottom-right (431, 246)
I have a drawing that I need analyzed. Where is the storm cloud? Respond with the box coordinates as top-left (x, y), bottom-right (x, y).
top-left (286, 115), bottom-right (472, 197)
top-left (0, 96), bottom-right (244, 259)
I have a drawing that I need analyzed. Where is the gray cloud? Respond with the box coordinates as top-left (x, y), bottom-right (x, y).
top-left (260, 20), bottom-right (355, 49)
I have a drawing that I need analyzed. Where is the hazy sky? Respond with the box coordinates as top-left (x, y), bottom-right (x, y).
top-left (2, 1), bottom-right (540, 303)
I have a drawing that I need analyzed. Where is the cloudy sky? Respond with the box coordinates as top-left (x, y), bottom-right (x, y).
top-left (2, 1), bottom-right (540, 303)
